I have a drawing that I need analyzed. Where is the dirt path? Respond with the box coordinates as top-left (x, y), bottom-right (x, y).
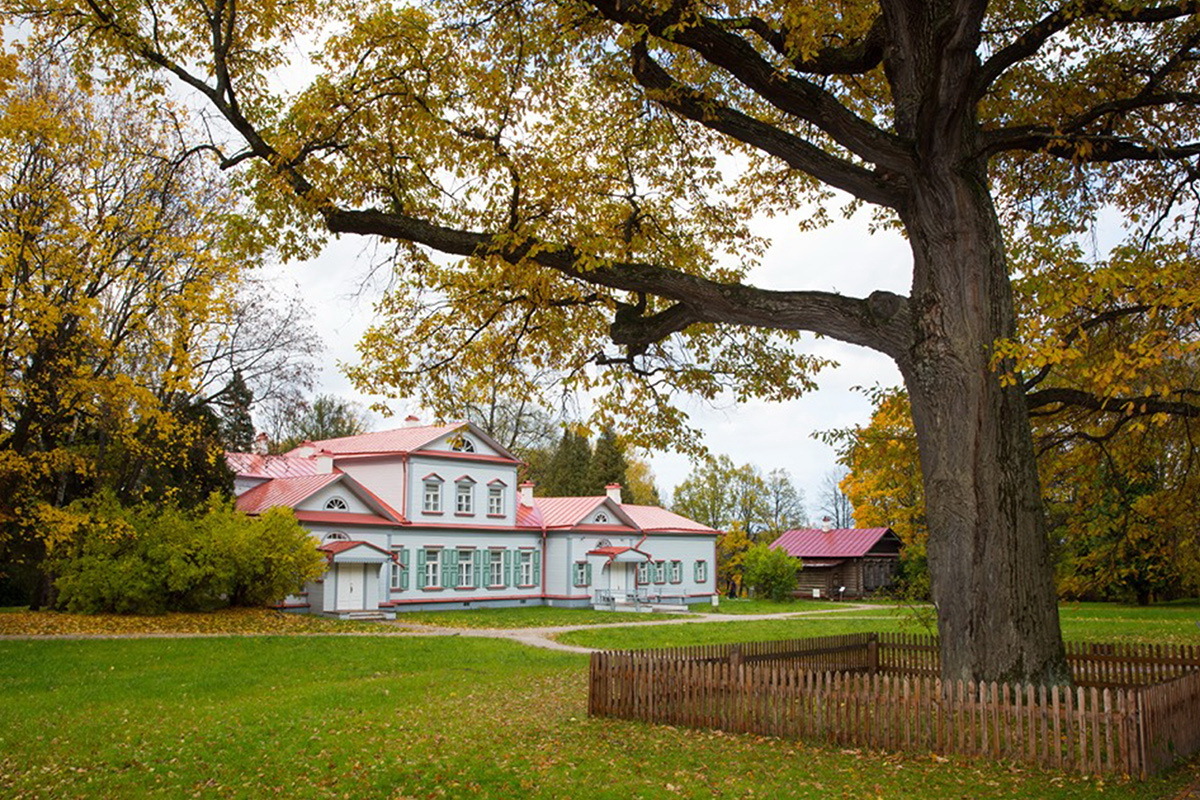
top-left (380, 602), bottom-right (893, 653)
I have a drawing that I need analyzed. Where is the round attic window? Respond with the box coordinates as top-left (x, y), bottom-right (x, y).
top-left (324, 496), bottom-right (349, 511)
top-left (322, 531), bottom-right (350, 542)
top-left (595, 513), bottom-right (609, 523)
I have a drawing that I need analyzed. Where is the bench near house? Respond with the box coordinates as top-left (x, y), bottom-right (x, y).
top-left (227, 420), bottom-right (718, 618)
top-left (771, 523), bottom-right (902, 598)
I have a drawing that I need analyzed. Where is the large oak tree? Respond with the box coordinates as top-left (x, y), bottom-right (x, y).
top-left (20, 0), bottom-right (1200, 682)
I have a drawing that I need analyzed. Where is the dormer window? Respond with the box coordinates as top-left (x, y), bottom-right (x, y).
top-left (324, 496), bottom-right (348, 511)
top-left (448, 434), bottom-right (475, 453)
top-left (456, 479), bottom-right (475, 514)
top-left (423, 476), bottom-right (444, 513)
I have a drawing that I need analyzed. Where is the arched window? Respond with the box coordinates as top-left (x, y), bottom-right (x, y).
top-left (324, 496), bottom-right (348, 511)
top-left (448, 434), bottom-right (475, 453)
top-left (322, 531), bottom-right (349, 542)
top-left (596, 538), bottom-right (612, 549)
top-left (594, 512), bottom-right (609, 523)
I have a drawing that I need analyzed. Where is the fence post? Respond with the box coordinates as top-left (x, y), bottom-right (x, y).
top-left (867, 633), bottom-right (879, 676)
top-left (731, 645), bottom-right (743, 669)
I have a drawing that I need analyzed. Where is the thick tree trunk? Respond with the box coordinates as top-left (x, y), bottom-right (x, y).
top-left (898, 165), bottom-right (1070, 685)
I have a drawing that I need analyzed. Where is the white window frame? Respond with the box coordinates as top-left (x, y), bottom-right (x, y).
top-left (390, 546), bottom-right (404, 590)
top-left (455, 481), bottom-right (475, 514)
top-left (636, 562), bottom-right (649, 584)
top-left (423, 479), bottom-right (443, 513)
top-left (425, 549), bottom-right (442, 588)
top-left (695, 560), bottom-right (708, 583)
top-left (457, 549), bottom-right (474, 587)
top-left (487, 485), bottom-right (504, 516)
top-left (669, 560), bottom-right (682, 584)
top-left (519, 551), bottom-right (535, 586)
top-left (324, 496), bottom-right (349, 511)
top-left (488, 550), bottom-right (504, 587)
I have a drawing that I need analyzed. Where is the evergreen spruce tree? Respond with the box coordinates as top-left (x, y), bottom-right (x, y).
top-left (219, 370), bottom-right (256, 452)
top-left (542, 429), bottom-right (591, 496)
top-left (587, 427), bottom-right (630, 501)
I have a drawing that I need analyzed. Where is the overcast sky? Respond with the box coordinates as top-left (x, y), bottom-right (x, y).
top-left (268, 205), bottom-right (913, 517)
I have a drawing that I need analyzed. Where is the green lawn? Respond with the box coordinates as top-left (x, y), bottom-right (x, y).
top-left (391, 605), bottom-right (689, 628)
top-left (709, 597), bottom-right (846, 614)
top-left (557, 601), bottom-right (1200, 650)
top-left (1, 635), bottom-right (1193, 799)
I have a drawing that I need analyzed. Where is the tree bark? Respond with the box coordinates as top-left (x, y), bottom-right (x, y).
top-left (898, 163), bottom-right (1070, 684)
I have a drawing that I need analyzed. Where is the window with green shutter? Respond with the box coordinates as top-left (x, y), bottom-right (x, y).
top-left (654, 560), bottom-right (666, 584)
top-left (441, 548), bottom-right (457, 588)
top-left (585, 562), bottom-right (592, 585)
top-left (636, 562), bottom-right (649, 584)
top-left (416, 548), bottom-right (428, 589)
top-left (400, 548), bottom-right (410, 590)
top-left (532, 551), bottom-right (541, 587)
top-left (503, 549), bottom-right (513, 587)
top-left (694, 559), bottom-right (707, 583)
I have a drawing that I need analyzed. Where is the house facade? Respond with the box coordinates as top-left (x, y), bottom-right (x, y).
top-left (770, 525), bottom-right (902, 598)
top-left (227, 421), bottom-right (718, 617)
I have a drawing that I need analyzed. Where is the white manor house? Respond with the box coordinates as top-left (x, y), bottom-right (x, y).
top-left (227, 421), bottom-right (719, 617)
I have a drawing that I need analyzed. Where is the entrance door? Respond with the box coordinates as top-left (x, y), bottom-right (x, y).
top-left (608, 562), bottom-right (629, 601)
top-left (336, 564), bottom-right (369, 610)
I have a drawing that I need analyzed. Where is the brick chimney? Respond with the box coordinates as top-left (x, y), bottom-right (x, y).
top-left (605, 483), bottom-right (622, 503)
top-left (519, 481), bottom-right (535, 506)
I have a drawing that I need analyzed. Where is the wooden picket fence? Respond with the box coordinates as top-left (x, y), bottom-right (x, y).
top-left (588, 633), bottom-right (1200, 777)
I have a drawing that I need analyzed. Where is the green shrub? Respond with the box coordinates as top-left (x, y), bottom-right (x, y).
top-left (742, 543), bottom-right (799, 601)
top-left (47, 493), bottom-right (325, 614)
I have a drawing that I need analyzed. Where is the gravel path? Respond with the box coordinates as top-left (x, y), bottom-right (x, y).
top-left (379, 602), bottom-right (892, 653)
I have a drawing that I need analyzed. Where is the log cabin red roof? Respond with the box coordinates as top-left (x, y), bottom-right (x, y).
top-left (771, 527), bottom-right (897, 559)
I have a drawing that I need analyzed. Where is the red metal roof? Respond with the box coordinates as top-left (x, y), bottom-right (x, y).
top-left (226, 452), bottom-right (319, 479)
top-left (316, 540), bottom-right (396, 562)
top-left (291, 421), bottom-right (518, 461)
top-left (235, 474), bottom-right (343, 515)
top-left (534, 496), bottom-right (609, 528)
top-left (621, 504), bottom-right (719, 534)
top-left (515, 502), bottom-right (544, 528)
top-left (771, 528), bottom-right (896, 559)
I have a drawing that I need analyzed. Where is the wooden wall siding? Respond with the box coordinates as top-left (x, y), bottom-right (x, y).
top-left (588, 634), bottom-right (1200, 778)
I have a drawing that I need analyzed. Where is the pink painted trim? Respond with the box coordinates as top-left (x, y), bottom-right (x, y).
top-left (383, 592), bottom-right (541, 605)
top-left (414, 451), bottom-right (518, 465)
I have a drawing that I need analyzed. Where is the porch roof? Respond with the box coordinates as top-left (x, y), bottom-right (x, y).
top-left (317, 540), bottom-right (396, 564)
top-left (588, 545), bottom-right (651, 563)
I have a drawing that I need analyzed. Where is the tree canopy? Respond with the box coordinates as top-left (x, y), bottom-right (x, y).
top-left (19, 0), bottom-right (1200, 682)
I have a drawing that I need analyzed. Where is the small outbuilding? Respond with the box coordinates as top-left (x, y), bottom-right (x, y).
top-left (771, 524), bottom-right (902, 599)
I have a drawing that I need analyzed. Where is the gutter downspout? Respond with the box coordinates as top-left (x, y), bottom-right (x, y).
top-left (400, 454), bottom-right (408, 520)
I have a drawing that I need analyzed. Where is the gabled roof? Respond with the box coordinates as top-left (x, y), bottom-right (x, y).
top-left (234, 472), bottom-right (406, 524)
top-left (533, 496), bottom-right (637, 529)
top-left (236, 474), bottom-right (343, 515)
top-left (317, 540), bottom-right (396, 563)
top-left (587, 545), bottom-right (652, 563)
top-left (291, 420), bottom-right (518, 462)
top-left (226, 452), bottom-right (319, 480)
top-left (771, 527), bottom-right (898, 559)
